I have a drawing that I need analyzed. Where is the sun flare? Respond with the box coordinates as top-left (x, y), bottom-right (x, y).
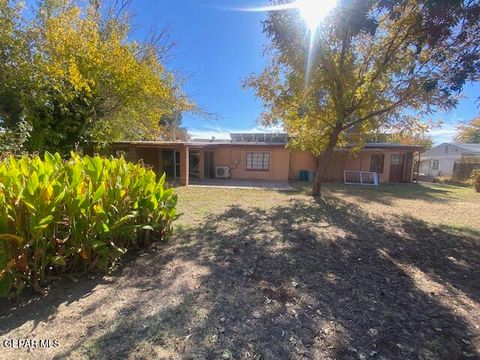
top-left (229, 1), bottom-right (337, 30)
top-left (296, 0), bottom-right (337, 30)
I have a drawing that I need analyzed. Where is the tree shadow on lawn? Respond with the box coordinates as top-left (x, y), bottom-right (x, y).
top-left (0, 245), bottom-right (177, 336)
top-left (54, 195), bottom-right (480, 359)
top-left (0, 271), bottom-right (109, 335)
top-left (293, 181), bottom-right (461, 206)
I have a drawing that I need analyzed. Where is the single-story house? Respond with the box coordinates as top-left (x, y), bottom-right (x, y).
top-left (419, 143), bottom-right (480, 180)
top-left (111, 133), bottom-right (422, 186)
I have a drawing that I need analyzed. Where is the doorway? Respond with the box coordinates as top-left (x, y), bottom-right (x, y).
top-left (189, 151), bottom-right (201, 179)
top-left (389, 153), bottom-right (405, 182)
top-left (162, 150), bottom-right (181, 179)
top-left (204, 151), bottom-right (215, 179)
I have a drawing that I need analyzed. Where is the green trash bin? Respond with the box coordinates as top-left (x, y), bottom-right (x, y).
top-left (298, 170), bottom-right (308, 181)
top-left (303, 170), bottom-right (309, 181)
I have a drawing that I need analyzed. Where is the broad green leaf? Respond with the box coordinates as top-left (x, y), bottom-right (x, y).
top-left (44, 151), bottom-right (55, 165)
top-left (158, 173), bottom-right (166, 187)
top-left (38, 215), bottom-right (54, 227)
top-left (51, 256), bottom-right (67, 266)
top-left (93, 183), bottom-right (105, 203)
top-left (111, 213), bottom-right (137, 230)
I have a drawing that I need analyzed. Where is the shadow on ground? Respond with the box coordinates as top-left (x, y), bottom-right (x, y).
top-left (293, 181), bottom-right (464, 205)
top-left (1, 194), bottom-right (479, 360)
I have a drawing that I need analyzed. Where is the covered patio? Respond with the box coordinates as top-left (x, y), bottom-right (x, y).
top-left (110, 139), bottom-right (422, 187)
top-left (189, 178), bottom-right (294, 191)
top-left (111, 140), bottom-right (290, 187)
top-left (111, 141), bottom-right (191, 185)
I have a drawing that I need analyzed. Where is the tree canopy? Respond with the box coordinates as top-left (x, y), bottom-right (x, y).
top-left (245, 0), bottom-right (480, 195)
top-left (159, 112), bottom-right (190, 141)
top-left (368, 131), bottom-right (433, 149)
top-left (454, 117), bottom-right (480, 143)
top-left (0, 0), bottom-right (193, 154)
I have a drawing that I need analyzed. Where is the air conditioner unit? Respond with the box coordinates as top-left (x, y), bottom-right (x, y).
top-left (215, 166), bottom-right (230, 179)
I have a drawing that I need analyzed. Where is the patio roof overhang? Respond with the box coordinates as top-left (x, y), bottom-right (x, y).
top-left (112, 140), bottom-right (422, 151)
top-left (111, 141), bottom-right (288, 149)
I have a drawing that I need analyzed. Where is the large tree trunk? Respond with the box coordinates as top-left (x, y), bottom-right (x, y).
top-left (311, 152), bottom-right (330, 197)
top-left (311, 127), bottom-right (342, 197)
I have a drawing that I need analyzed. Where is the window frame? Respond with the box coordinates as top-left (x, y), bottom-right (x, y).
top-left (432, 160), bottom-right (439, 171)
top-left (174, 151), bottom-right (181, 179)
top-left (246, 152), bottom-right (270, 171)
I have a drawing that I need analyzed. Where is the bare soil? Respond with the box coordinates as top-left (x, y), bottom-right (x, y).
top-left (1, 183), bottom-right (479, 360)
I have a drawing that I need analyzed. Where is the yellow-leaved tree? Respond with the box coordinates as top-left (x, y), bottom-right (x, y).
top-left (454, 117), bottom-right (480, 144)
top-left (0, 0), bottom-right (194, 153)
top-left (245, 0), bottom-right (480, 196)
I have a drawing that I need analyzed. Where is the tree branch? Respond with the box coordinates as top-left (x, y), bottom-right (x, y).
top-left (342, 97), bottom-right (407, 131)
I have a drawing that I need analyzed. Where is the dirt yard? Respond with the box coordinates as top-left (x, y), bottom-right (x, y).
top-left (1, 182), bottom-right (479, 359)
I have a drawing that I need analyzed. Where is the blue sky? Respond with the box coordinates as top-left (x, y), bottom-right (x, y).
top-left (132, 0), bottom-right (270, 140)
top-left (76, 1), bottom-right (480, 143)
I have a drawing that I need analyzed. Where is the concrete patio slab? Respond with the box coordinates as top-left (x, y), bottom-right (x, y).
top-left (189, 179), bottom-right (295, 191)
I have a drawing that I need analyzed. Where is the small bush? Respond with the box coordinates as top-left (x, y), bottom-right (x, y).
top-left (472, 170), bottom-right (480, 193)
top-left (0, 152), bottom-right (177, 297)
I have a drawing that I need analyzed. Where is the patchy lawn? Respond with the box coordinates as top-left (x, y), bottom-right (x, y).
top-left (1, 182), bottom-right (479, 359)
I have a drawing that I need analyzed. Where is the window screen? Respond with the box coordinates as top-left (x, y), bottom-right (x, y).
top-left (246, 152), bottom-right (270, 171)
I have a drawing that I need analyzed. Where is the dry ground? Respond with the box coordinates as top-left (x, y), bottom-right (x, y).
top-left (1, 182), bottom-right (479, 360)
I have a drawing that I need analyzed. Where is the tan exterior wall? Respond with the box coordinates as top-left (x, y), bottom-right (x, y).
top-left (289, 151), bottom-right (317, 178)
top-left (383, 152), bottom-right (392, 182)
top-left (111, 143), bottom-right (417, 185)
top-left (288, 149), bottom-right (415, 183)
top-left (213, 146), bottom-right (290, 181)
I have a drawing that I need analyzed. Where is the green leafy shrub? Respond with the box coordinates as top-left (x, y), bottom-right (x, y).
top-left (472, 170), bottom-right (480, 193)
top-left (0, 152), bottom-right (177, 297)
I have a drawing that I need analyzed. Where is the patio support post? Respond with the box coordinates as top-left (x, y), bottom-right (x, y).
top-left (180, 146), bottom-right (189, 186)
top-left (199, 150), bottom-right (205, 180)
top-left (129, 145), bottom-right (138, 162)
top-left (415, 152), bottom-right (420, 182)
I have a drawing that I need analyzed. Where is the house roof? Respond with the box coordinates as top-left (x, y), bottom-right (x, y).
top-left (112, 139), bottom-right (422, 151)
top-left (421, 142), bottom-right (480, 157)
top-left (229, 132), bottom-right (288, 144)
top-left (115, 131), bottom-right (422, 151)
top-left (348, 142), bottom-right (423, 150)
top-left (454, 143), bottom-right (480, 154)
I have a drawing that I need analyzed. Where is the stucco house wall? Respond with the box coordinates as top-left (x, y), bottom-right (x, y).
top-left (213, 146), bottom-right (290, 181)
top-left (111, 140), bottom-right (420, 185)
top-left (289, 151), bottom-right (317, 178)
top-left (288, 149), bottom-right (416, 183)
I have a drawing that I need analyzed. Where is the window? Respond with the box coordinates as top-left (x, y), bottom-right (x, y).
top-left (174, 151), bottom-right (181, 178)
top-left (391, 154), bottom-right (403, 165)
top-left (370, 154), bottom-right (385, 173)
top-left (444, 146), bottom-right (449, 154)
top-left (432, 160), bottom-right (439, 170)
top-left (246, 152), bottom-right (270, 171)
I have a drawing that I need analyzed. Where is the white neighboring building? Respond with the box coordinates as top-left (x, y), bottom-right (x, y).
top-left (419, 143), bottom-right (480, 178)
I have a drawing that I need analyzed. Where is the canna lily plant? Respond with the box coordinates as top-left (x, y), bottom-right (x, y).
top-left (0, 152), bottom-right (178, 297)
